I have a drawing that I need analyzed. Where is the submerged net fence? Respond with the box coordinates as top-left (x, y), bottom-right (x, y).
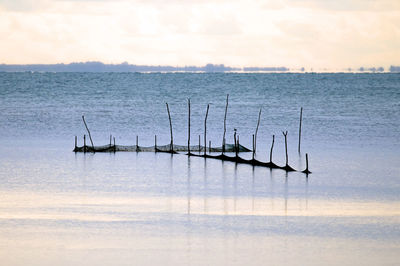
top-left (73, 143), bottom-right (250, 153)
top-left (73, 96), bottom-right (311, 175)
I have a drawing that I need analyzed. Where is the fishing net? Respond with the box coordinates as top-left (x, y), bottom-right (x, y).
top-left (74, 143), bottom-right (251, 153)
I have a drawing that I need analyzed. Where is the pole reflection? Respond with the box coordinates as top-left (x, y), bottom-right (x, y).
top-left (181, 154), bottom-right (310, 217)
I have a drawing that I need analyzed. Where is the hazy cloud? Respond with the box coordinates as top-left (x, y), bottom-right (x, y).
top-left (0, 0), bottom-right (47, 11)
top-left (0, 0), bottom-right (399, 68)
top-left (288, 0), bottom-right (400, 11)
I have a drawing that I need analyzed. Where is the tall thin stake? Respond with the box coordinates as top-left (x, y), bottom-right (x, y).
top-left (74, 136), bottom-right (77, 151)
top-left (254, 108), bottom-right (262, 159)
top-left (166, 103), bottom-right (173, 152)
top-left (83, 135), bottom-right (86, 153)
top-left (198, 135), bottom-right (201, 154)
top-left (237, 135), bottom-right (240, 157)
top-left (233, 129), bottom-right (237, 156)
top-left (109, 135), bottom-right (112, 146)
top-left (209, 141), bottom-right (211, 154)
top-left (82, 115), bottom-right (94, 150)
top-left (269, 135), bottom-right (275, 162)
top-left (113, 137), bottom-right (116, 153)
top-left (298, 107), bottom-right (303, 153)
top-left (303, 153), bottom-right (311, 175)
top-left (204, 104), bottom-right (210, 156)
top-left (188, 99), bottom-right (191, 155)
top-left (305, 153), bottom-right (309, 171)
top-left (154, 135), bottom-right (157, 152)
top-left (252, 134), bottom-right (255, 160)
top-left (282, 131), bottom-right (289, 165)
top-left (222, 94), bottom-right (229, 154)
top-left (136, 135), bottom-right (139, 152)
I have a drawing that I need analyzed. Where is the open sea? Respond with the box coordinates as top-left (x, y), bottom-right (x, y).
top-left (0, 72), bottom-right (399, 265)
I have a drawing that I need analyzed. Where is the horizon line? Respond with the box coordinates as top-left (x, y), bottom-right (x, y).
top-left (1, 61), bottom-right (399, 73)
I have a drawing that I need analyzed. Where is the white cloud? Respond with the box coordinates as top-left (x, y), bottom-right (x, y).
top-left (0, 0), bottom-right (399, 68)
top-left (287, 0), bottom-right (400, 11)
top-left (0, 0), bottom-right (50, 11)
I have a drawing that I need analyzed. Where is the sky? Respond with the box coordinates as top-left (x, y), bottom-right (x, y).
top-left (0, 0), bottom-right (399, 70)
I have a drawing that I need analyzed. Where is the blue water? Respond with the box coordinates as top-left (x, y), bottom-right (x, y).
top-left (1, 72), bottom-right (399, 196)
top-left (0, 72), bottom-right (399, 265)
top-left (1, 72), bottom-right (399, 147)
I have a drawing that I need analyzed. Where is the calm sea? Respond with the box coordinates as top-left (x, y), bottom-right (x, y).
top-left (0, 72), bottom-right (399, 265)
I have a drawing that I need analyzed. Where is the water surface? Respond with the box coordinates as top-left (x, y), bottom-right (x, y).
top-left (0, 73), bottom-right (399, 265)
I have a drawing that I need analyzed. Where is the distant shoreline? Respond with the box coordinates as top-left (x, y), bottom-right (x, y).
top-left (1, 62), bottom-right (399, 73)
top-left (0, 70), bottom-right (397, 74)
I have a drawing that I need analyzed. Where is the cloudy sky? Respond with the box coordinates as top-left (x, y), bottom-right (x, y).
top-left (0, 0), bottom-right (399, 69)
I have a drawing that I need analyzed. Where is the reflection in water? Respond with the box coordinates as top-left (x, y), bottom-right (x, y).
top-left (177, 155), bottom-right (319, 221)
top-left (283, 172), bottom-right (289, 254)
top-left (1, 151), bottom-right (400, 266)
top-left (167, 153), bottom-right (174, 213)
top-left (2, 190), bottom-right (399, 219)
top-left (222, 160), bottom-right (228, 215)
top-left (187, 157), bottom-right (191, 215)
top-left (180, 156), bottom-right (315, 217)
top-left (74, 151), bottom-right (315, 220)
top-left (305, 177), bottom-right (309, 210)
top-left (284, 172), bottom-right (288, 216)
top-left (203, 158), bottom-right (208, 214)
top-left (234, 162), bottom-right (238, 214)
top-left (270, 168), bottom-right (275, 211)
top-left (186, 157), bottom-right (192, 264)
top-left (3, 152), bottom-right (397, 266)
top-left (252, 166), bottom-right (255, 213)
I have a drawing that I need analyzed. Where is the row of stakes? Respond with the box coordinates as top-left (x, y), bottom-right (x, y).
top-left (74, 96), bottom-right (311, 175)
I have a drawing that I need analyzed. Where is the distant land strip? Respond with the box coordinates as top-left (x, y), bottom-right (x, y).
top-left (0, 62), bottom-right (399, 73)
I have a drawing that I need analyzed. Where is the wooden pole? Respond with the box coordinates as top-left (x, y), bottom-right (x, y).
top-left (237, 135), bottom-right (240, 157)
top-left (282, 131), bottom-right (288, 165)
top-left (166, 103), bottom-right (173, 152)
top-left (254, 108), bottom-right (261, 159)
top-left (113, 137), bottom-right (116, 153)
top-left (252, 134), bottom-right (255, 160)
top-left (209, 140), bottom-right (211, 154)
top-left (155, 135), bottom-right (157, 152)
top-left (204, 104), bottom-right (209, 156)
top-left (269, 135), bottom-right (275, 162)
top-left (198, 135), bottom-right (201, 154)
top-left (109, 134), bottom-right (112, 146)
top-left (302, 153), bottom-right (311, 174)
top-left (83, 135), bottom-right (86, 153)
top-left (233, 129), bottom-right (237, 156)
top-left (222, 94), bottom-right (229, 154)
top-left (298, 107), bottom-right (303, 153)
top-left (82, 116), bottom-right (94, 150)
top-left (74, 136), bottom-right (77, 151)
top-left (188, 98), bottom-right (191, 155)
top-left (305, 153), bottom-right (309, 171)
top-left (136, 135), bottom-right (139, 152)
